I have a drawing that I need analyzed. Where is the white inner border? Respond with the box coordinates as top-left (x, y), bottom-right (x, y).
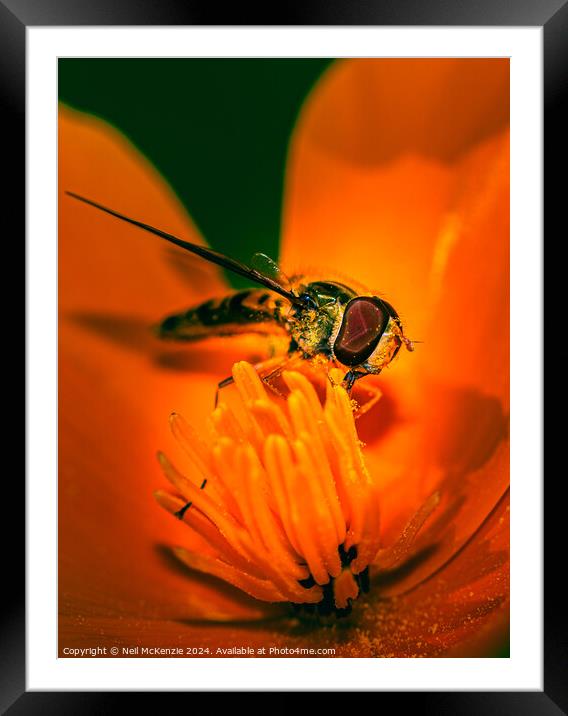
top-left (27, 27), bottom-right (543, 691)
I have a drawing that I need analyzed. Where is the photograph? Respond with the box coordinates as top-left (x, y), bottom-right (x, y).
top-left (58, 57), bottom-right (510, 659)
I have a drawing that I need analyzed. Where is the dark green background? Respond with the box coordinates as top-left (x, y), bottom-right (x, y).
top-left (59, 59), bottom-right (333, 287)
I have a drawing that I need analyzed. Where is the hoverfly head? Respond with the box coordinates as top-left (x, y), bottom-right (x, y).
top-left (333, 296), bottom-right (413, 372)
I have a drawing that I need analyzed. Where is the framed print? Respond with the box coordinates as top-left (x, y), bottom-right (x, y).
top-left (9, 0), bottom-right (562, 709)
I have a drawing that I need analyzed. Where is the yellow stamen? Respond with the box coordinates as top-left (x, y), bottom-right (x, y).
top-left (156, 361), bottom-right (438, 617)
top-left (333, 569), bottom-right (360, 610)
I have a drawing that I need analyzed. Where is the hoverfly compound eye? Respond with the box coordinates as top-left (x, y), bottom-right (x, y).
top-left (333, 297), bottom-right (388, 366)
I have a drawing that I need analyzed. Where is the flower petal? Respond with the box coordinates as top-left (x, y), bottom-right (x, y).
top-left (422, 131), bottom-right (510, 408)
top-left (280, 60), bottom-right (509, 596)
top-left (364, 133), bottom-right (509, 593)
top-left (281, 58), bottom-right (508, 348)
top-left (282, 146), bottom-right (452, 342)
top-left (60, 491), bottom-right (509, 656)
top-left (59, 104), bottom-right (226, 315)
top-left (286, 58), bottom-right (509, 167)
top-left (59, 106), bottom-right (275, 625)
top-left (361, 490), bottom-right (510, 657)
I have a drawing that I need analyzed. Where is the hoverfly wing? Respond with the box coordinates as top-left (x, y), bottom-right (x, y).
top-left (66, 192), bottom-right (303, 306)
top-left (251, 252), bottom-right (293, 292)
top-left (163, 245), bottom-right (220, 288)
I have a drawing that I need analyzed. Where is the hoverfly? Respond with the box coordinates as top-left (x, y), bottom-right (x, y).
top-left (67, 192), bottom-right (415, 408)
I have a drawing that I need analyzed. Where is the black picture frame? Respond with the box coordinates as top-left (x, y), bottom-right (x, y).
top-left (8, 0), bottom-right (561, 710)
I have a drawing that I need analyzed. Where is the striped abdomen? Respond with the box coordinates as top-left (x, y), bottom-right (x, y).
top-left (157, 289), bottom-right (290, 341)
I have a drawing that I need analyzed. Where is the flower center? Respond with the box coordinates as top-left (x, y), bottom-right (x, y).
top-left (155, 361), bottom-right (384, 618)
top-left (295, 544), bottom-right (370, 618)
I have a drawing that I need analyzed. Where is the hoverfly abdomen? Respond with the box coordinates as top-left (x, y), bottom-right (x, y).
top-left (158, 289), bottom-right (289, 341)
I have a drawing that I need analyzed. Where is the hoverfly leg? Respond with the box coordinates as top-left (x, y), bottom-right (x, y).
top-left (214, 375), bottom-right (235, 408)
top-left (255, 352), bottom-right (304, 399)
top-left (342, 370), bottom-right (382, 418)
top-left (343, 371), bottom-right (356, 392)
top-left (342, 369), bottom-right (366, 393)
top-left (354, 382), bottom-right (382, 419)
top-left (214, 355), bottom-right (292, 407)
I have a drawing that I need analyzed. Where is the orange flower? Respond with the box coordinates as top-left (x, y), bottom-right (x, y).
top-left (59, 58), bottom-right (509, 657)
